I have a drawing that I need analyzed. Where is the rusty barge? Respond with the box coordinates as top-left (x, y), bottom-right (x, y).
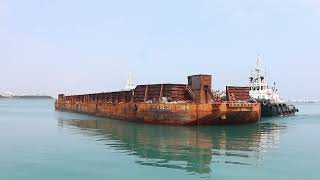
top-left (55, 75), bottom-right (261, 125)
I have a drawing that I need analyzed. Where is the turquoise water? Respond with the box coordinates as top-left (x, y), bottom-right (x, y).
top-left (0, 100), bottom-right (319, 180)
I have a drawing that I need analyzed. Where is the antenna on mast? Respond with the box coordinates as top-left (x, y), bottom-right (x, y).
top-left (256, 54), bottom-right (261, 69)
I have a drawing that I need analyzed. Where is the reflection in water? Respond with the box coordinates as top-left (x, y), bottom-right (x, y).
top-left (58, 115), bottom-right (287, 174)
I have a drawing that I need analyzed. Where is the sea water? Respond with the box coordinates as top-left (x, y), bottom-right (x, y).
top-left (0, 99), bottom-right (319, 180)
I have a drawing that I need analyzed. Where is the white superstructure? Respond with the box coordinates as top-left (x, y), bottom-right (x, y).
top-left (249, 56), bottom-right (283, 103)
top-left (125, 73), bottom-right (136, 90)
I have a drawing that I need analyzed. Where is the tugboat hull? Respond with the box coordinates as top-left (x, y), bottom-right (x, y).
top-left (259, 101), bottom-right (298, 117)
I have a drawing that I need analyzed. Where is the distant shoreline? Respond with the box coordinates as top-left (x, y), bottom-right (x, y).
top-left (0, 95), bottom-right (54, 99)
top-left (287, 101), bottom-right (320, 104)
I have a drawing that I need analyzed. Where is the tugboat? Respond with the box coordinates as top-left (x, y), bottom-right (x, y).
top-left (249, 56), bottom-right (298, 117)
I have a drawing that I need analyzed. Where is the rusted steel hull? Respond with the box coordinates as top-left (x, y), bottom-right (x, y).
top-left (55, 74), bottom-right (261, 125)
top-left (55, 102), bottom-right (261, 125)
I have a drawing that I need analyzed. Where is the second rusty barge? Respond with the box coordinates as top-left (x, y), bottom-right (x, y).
top-left (55, 75), bottom-right (261, 125)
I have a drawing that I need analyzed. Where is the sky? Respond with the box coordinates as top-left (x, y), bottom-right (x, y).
top-left (0, 0), bottom-right (319, 99)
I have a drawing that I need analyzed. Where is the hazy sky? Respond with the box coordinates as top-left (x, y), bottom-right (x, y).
top-left (0, 0), bottom-right (319, 99)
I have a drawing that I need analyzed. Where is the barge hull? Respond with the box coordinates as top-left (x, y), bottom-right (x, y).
top-left (55, 102), bottom-right (261, 125)
top-left (55, 75), bottom-right (261, 125)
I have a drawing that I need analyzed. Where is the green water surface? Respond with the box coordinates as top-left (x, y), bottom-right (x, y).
top-left (0, 99), bottom-right (319, 179)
